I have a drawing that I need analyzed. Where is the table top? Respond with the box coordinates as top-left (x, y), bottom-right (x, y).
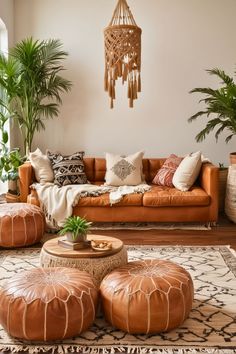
top-left (42, 234), bottom-right (124, 258)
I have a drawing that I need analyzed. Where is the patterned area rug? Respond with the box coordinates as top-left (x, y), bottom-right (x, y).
top-left (0, 245), bottom-right (235, 353)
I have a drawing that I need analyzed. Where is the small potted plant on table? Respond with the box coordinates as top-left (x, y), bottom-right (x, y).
top-left (59, 216), bottom-right (92, 246)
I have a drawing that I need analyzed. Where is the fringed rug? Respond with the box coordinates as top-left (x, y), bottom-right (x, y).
top-left (0, 245), bottom-right (235, 354)
top-left (90, 222), bottom-right (211, 231)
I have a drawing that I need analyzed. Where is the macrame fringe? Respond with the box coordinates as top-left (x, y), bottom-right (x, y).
top-left (0, 344), bottom-right (235, 354)
top-left (104, 0), bottom-right (142, 108)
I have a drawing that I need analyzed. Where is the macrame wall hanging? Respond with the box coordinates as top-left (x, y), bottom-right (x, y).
top-left (104, 0), bottom-right (142, 108)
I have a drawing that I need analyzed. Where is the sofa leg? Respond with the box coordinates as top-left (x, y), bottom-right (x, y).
top-left (206, 221), bottom-right (217, 228)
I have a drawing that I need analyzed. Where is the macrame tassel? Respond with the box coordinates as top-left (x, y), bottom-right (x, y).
top-left (133, 76), bottom-right (137, 99)
top-left (123, 65), bottom-right (128, 84)
top-left (128, 80), bottom-right (131, 98)
top-left (104, 68), bottom-right (108, 91)
top-left (138, 72), bottom-right (141, 92)
top-left (112, 81), bottom-right (116, 99)
top-left (117, 60), bottom-right (122, 77)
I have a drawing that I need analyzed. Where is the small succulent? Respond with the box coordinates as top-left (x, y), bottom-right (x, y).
top-left (59, 216), bottom-right (92, 241)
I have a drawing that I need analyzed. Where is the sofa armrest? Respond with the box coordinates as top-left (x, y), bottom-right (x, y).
top-left (199, 163), bottom-right (219, 220)
top-left (19, 162), bottom-right (34, 202)
top-left (199, 163), bottom-right (219, 195)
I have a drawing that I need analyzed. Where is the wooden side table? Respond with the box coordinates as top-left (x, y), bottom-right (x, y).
top-left (40, 235), bottom-right (128, 285)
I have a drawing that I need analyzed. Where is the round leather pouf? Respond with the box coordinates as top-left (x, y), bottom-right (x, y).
top-left (0, 203), bottom-right (45, 248)
top-left (0, 267), bottom-right (98, 341)
top-left (100, 259), bottom-right (194, 334)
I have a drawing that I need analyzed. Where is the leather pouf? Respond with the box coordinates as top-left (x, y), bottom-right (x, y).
top-left (0, 203), bottom-right (45, 248)
top-left (100, 259), bottom-right (194, 334)
top-left (0, 267), bottom-right (98, 341)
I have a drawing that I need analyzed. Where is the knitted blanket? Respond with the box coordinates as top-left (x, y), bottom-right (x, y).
top-left (33, 183), bottom-right (151, 228)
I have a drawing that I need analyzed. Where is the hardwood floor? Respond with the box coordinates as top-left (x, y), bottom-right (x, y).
top-left (96, 215), bottom-right (236, 250)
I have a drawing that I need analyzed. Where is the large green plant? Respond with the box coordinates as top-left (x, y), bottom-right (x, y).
top-left (0, 96), bottom-right (25, 188)
top-left (188, 68), bottom-right (236, 143)
top-left (0, 38), bottom-right (72, 155)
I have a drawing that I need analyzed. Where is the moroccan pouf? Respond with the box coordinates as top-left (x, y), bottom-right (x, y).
top-left (0, 267), bottom-right (98, 341)
top-left (100, 259), bottom-right (194, 334)
top-left (0, 203), bottom-right (45, 248)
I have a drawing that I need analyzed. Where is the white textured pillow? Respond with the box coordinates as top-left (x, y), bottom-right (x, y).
top-left (105, 151), bottom-right (144, 186)
top-left (29, 148), bottom-right (54, 184)
top-left (172, 151), bottom-right (202, 191)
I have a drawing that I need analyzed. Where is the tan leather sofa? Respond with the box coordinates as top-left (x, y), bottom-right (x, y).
top-left (18, 158), bottom-right (219, 223)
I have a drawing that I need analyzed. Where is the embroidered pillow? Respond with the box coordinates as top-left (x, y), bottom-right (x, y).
top-left (173, 151), bottom-right (202, 191)
top-left (47, 151), bottom-right (87, 187)
top-left (105, 151), bottom-right (144, 186)
top-left (29, 148), bottom-right (54, 184)
top-left (152, 154), bottom-right (183, 187)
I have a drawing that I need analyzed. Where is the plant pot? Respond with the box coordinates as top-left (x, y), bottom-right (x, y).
top-left (6, 192), bottom-right (20, 203)
top-left (8, 180), bottom-right (18, 195)
top-left (229, 152), bottom-right (236, 165)
top-left (66, 232), bottom-right (87, 244)
top-left (218, 168), bottom-right (228, 212)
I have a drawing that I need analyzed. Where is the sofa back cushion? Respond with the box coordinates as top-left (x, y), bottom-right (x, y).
top-left (83, 158), bottom-right (166, 183)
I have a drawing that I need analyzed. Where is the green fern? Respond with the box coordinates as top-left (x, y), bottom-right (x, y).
top-left (189, 67), bottom-right (236, 143)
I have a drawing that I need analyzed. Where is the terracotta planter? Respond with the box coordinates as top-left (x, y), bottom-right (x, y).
top-left (229, 152), bottom-right (236, 165)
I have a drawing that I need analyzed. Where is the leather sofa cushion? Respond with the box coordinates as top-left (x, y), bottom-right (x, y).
top-left (143, 185), bottom-right (210, 207)
top-left (77, 185), bottom-right (209, 207)
top-left (84, 158), bottom-right (95, 181)
top-left (77, 192), bottom-right (143, 207)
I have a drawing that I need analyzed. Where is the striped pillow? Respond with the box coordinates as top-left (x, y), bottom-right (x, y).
top-left (152, 154), bottom-right (183, 187)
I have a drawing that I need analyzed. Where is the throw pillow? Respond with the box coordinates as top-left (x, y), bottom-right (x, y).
top-left (152, 154), bottom-right (183, 187)
top-left (47, 150), bottom-right (87, 187)
top-left (172, 151), bottom-right (202, 191)
top-left (29, 148), bottom-right (54, 184)
top-left (105, 151), bottom-right (144, 186)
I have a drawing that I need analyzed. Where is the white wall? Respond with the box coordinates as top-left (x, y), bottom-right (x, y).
top-left (14, 0), bottom-right (236, 165)
top-left (0, 0), bottom-right (14, 46)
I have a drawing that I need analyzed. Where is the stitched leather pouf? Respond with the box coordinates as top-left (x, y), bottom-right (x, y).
top-left (100, 259), bottom-right (194, 334)
top-left (0, 203), bottom-right (45, 248)
top-left (0, 267), bottom-right (98, 341)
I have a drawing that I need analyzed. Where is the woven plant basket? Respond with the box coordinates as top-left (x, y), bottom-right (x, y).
top-left (104, 0), bottom-right (141, 108)
top-left (225, 165), bottom-right (236, 222)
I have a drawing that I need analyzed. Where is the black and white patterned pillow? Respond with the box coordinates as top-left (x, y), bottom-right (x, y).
top-left (47, 151), bottom-right (87, 187)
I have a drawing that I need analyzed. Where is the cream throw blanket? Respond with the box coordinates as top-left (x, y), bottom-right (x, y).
top-left (33, 183), bottom-right (151, 228)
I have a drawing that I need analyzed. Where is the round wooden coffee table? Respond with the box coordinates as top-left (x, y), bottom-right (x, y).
top-left (40, 235), bottom-right (128, 285)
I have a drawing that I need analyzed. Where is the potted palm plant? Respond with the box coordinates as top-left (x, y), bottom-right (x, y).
top-left (59, 216), bottom-right (92, 244)
top-left (188, 68), bottom-right (236, 164)
top-left (0, 37), bottom-right (72, 155)
top-left (0, 96), bottom-right (25, 198)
